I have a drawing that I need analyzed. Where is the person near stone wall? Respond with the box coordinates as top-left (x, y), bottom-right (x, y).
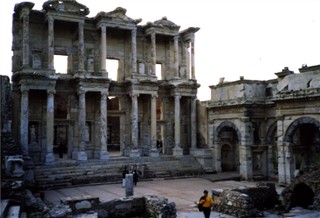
top-left (122, 166), bottom-right (129, 188)
top-left (198, 190), bottom-right (213, 218)
top-left (133, 169), bottom-right (138, 186)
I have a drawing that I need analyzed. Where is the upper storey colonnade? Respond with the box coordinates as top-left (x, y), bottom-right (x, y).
top-left (13, 0), bottom-right (199, 80)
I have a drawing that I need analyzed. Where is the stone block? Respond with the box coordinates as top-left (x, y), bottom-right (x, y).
top-left (5, 155), bottom-right (24, 177)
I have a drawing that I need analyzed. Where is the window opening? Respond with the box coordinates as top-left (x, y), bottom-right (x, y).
top-left (54, 55), bottom-right (68, 74)
top-left (156, 64), bottom-right (162, 80)
top-left (107, 59), bottom-right (119, 81)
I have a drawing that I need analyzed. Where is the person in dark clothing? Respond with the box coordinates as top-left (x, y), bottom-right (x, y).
top-left (132, 169), bottom-right (138, 186)
top-left (122, 166), bottom-right (128, 187)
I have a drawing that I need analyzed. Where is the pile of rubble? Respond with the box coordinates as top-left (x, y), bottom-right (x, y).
top-left (281, 166), bottom-right (320, 211)
top-left (212, 182), bottom-right (280, 218)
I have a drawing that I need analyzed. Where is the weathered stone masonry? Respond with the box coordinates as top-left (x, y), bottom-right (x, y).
top-left (3, 0), bottom-right (320, 186)
top-left (11, 0), bottom-right (200, 164)
top-left (205, 65), bottom-right (320, 184)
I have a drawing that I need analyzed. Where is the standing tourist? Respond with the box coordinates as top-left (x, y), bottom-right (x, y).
top-left (198, 190), bottom-right (213, 218)
top-left (122, 166), bottom-right (128, 188)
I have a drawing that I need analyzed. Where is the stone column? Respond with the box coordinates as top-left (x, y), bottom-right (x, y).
top-left (184, 41), bottom-right (190, 79)
top-left (173, 95), bottom-right (183, 156)
top-left (21, 9), bottom-right (30, 68)
top-left (190, 97), bottom-right (197, 150)
top-left (45, 90), bottom-right (55, 164)
top-left (100, 25), bottom-right (107, 72)
top-left (20, 89), bottom-right (29, 157)
top-left (174, 35), bottom-right (179, 77)
top-left (214, 142), bottom-right (222, 172)
top-left (96, 91), bottom-right (109, 160)
top-left (284, 142), bottom-right (295, 184)
top-left (78, 21), bottom-right (85, 72)
top-left (130, 93), bottom-right (140, 157)
top-left (150, 32), bottom-right (156, 75)
top-left (149, 94), bottom-right (159, 157)
top-left (239, 117), bottom-right (253, 180)
top-left (267, 144), bottom-right (274, 178)
top-left (276, 117), bottom-right (286, 184)
top-left (48, 16), bottom-right (54, 70)
top-left (131, 28), bottom-right (137, 73)
top-left (77, 89), bottom-right (87, 161)
top-left (190, 35), bottom-right (195, 79)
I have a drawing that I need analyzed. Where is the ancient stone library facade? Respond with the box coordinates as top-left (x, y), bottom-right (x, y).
top-left (1, 0), bottom-right (319, 185)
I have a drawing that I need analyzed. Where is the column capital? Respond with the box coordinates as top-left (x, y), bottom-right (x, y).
top-left (47, 90), bottom-right (56, 95)
top-left (101, 90), bottom-right (109, 96)
top-left (174, 94), bottom-right (181, 99)
top-left (130, 93), bottom-right (139, 98)
top-left (47, 15), bottom-right (54, 23)
top-left (20, 88), bottom-right (29, 94)
top-left (101, 24), bottom-right (106, 33)
top-left (151, 94), bottom-right (158, 99)
top-left (79, 20), bottom-right (85, 26)
top-left (77, 89), bottom-right (86, 95)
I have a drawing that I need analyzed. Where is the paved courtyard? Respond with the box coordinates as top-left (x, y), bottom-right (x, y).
top-left (44, 175), bottom-right (320, 218)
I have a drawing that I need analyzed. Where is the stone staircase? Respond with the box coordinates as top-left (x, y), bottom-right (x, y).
top-left (33, 155), bottom-right (204, 190)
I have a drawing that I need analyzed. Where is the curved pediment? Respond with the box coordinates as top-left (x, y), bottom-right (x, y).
top-left (148, 17), bottom-right (180, 31)
top-left (42, 0), bottom-right (89, 16)
top-left (95, 7), bottom-right (142, 25)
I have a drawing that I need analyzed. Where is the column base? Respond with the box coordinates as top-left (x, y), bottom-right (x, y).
top-left (94, 150), bottom-right (109, 161)
top-left (173, 147), bottom-right (183, 157)
top-left (129, 149), bottom-right (140, 158)
top-left (77, 151), bottom-right (88, 161)
top-left (45, 153), bottom-right (55, 164)
top-left (149, 148), bottom-right (159, 157)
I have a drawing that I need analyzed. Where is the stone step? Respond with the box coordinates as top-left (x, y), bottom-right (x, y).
top-left (33, 155), bottom-right (204, 189)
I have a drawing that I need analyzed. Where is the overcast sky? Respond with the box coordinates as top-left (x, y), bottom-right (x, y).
top-left (1, 0), bottom-right (319, 100)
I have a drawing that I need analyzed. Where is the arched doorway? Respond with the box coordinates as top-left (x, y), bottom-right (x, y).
top-left (217, 125), bottom-right (240, 172)
top-left (285, 117), bottom-right (320, 172)
top-left (291, 183), bottom-right (314, 209)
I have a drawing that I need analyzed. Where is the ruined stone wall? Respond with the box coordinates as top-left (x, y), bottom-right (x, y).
top-left (1, 76), bottom-right (12, 133)
top-left (207, 65), bottom-right (320, 183)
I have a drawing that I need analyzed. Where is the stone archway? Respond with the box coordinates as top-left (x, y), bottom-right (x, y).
top-left (284, 117), bottom-right (320, 172)
top-left (291, 183), bottom-right (314, 209)
top-left (265, 121), bottom-right (278, 178)
top-left (215, 121), bottom-right (241, 172)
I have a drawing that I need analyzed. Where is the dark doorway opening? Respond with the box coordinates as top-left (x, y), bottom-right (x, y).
top-left (291, 183), bottom-right (314, 209)
top-left (221, 144), bottom-right (235, 171)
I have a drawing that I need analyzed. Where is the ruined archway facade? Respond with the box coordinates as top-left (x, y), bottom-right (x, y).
top-left (207, 66), bottom-right (320, 184)
top-left (278, 117), bottom-right (320, 184)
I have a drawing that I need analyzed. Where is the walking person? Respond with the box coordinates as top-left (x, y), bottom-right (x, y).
top-left (198, 190), bottom-right (213, 218)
